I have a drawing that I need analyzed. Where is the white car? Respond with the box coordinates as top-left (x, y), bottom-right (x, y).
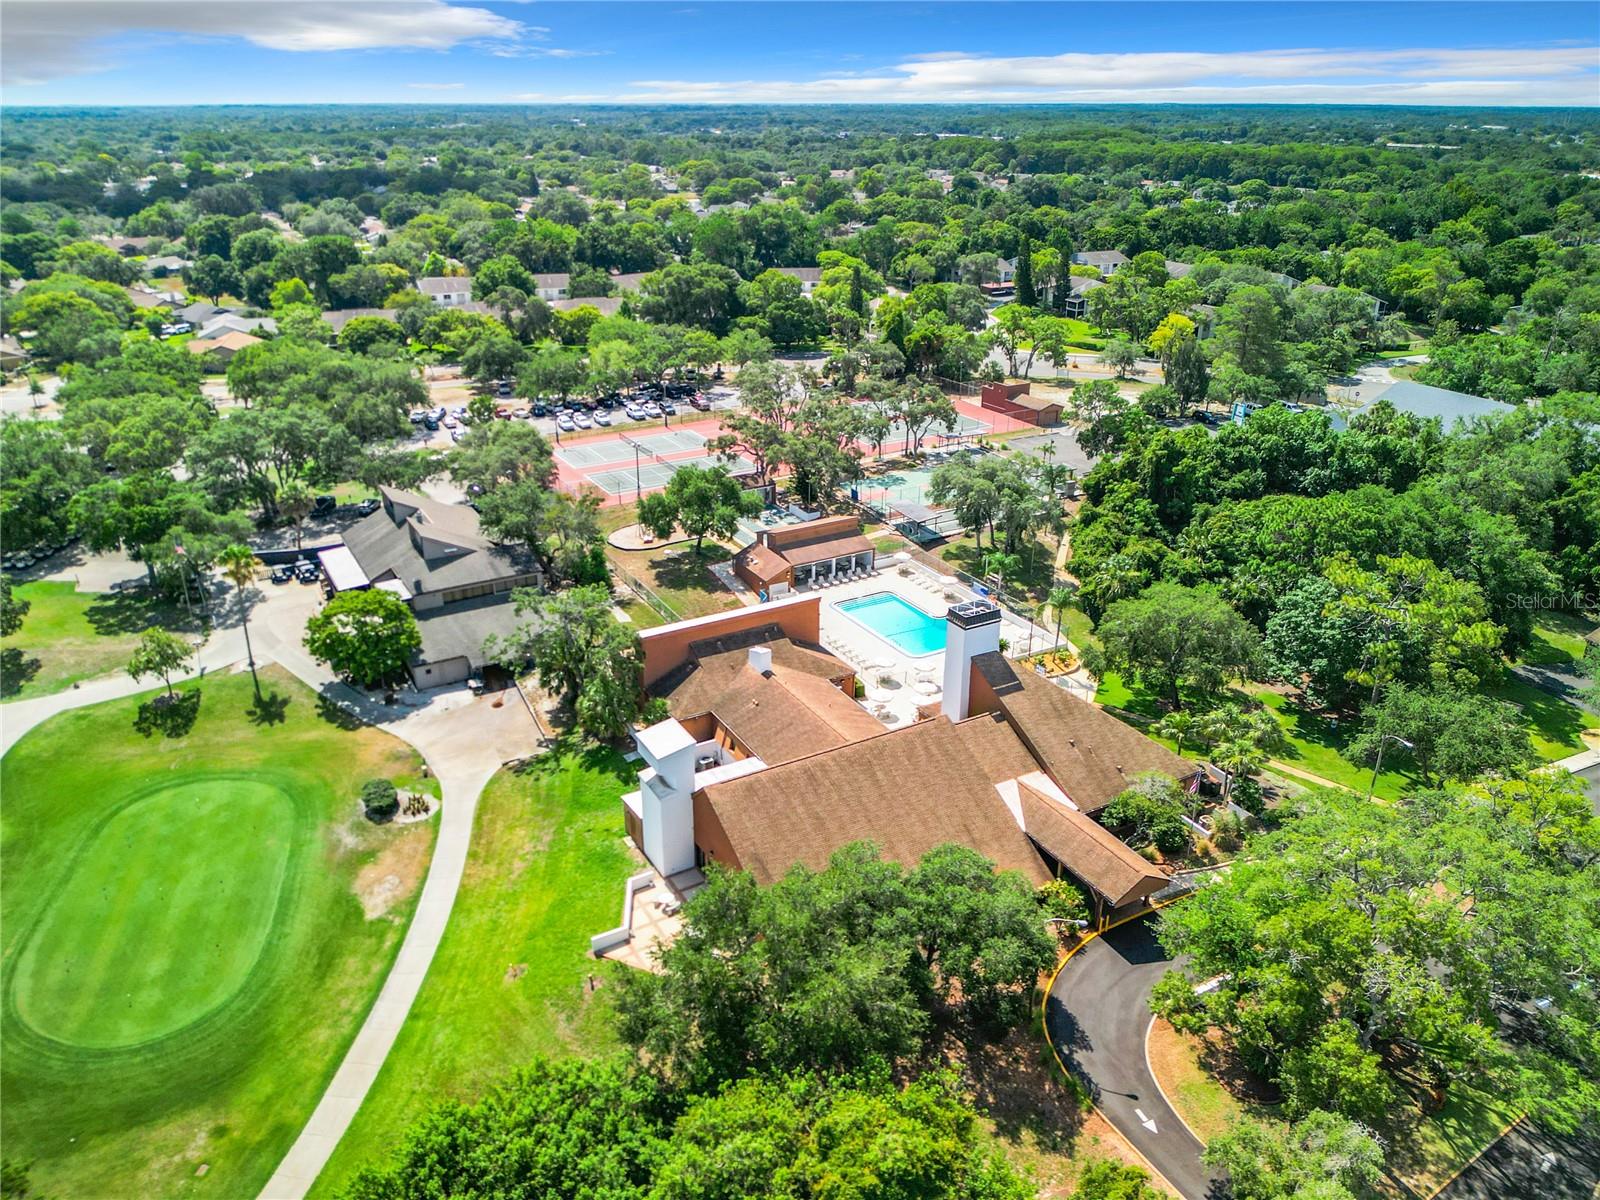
top-left (573, 411), bottom-right (593, 429)
top-left (594, 410), bottom-right (613, 426)
top-left (443, 416), bottom-right (459, 429)
top-left (556, 415), bottom-right (576, 432)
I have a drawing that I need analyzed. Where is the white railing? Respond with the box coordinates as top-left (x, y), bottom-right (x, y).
top-left (589, 870), bottom-right (657, 954)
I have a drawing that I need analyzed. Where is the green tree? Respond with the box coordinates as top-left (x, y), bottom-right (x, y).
top-left (1096, 583), bottom-right (1260, 709)
top-left (303, 589), bottom-right (422, 688)
top-left (1101, 774), bottom-right (1195, 855)
top-left (0, 575), bottom-right (30, 637)
top-left (1203, 1111), bottom-right (1384, 1200)
top-left (1069, 1160), bottom-right (1167, 1200)
top-left (1013, 235), bottom-right (1036, 308)
top-left (485, 584), bottom-right (643, 739)
top-left (1102, 336), bottom-right (1140, 379)
top-left (636, 464), bottom-right (759, 553)
top-left (127, 628), bottom-right (194, 700)
top-left (1346, 684), bottom-right (1535, 785)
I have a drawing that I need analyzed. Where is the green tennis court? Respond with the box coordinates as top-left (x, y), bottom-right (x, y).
top-left (586, 451), bottom-right (756, 496)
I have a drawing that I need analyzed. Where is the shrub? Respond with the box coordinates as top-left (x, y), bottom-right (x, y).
top-left (1037, 879), bottom-right (1088, 926)
top-left (361, 778), bottom-right (399, 820)
top-left (1231, 777), bottom-right (1265, 815)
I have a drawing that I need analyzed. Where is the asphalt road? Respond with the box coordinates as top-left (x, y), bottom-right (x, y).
top-left (1045, 918), bottom-right (1222, 1200)
top-left (1435, 1118), bottom-right (1600, 1200)
top-left (1578, 762), bottom-right (1600, 816)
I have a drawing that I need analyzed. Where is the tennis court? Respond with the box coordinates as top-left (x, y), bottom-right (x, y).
top-left (878, 412), bottom-right (990, 448)
top-left (554, 428), bottom-right (707, 468)
top-left (585, 451), bottom-right (757, 497)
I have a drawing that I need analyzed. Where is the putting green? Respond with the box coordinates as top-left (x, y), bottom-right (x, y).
top-left (12, 777), bottom-right (295, 1049)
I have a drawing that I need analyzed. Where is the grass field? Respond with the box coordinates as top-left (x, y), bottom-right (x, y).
top-left (308, 744), bottom-right (638, 1197)
top-left (599, 502), bottom-right (743, 624)
top-left (0, 579), bottom-right (199, 700)
top-left (1, 666), bottom-right (437, 1199)
top-left (1521, 613), bottom-right (1595, 668)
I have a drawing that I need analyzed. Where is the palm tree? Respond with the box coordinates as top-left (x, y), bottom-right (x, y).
top-left (1214, 738), bottom-right (1265, 804)
top-left (1153, 710), bottom-right (1199, 758)
top-left (1045, 584), bottom-right (1075, 646)
top-left (219, 544), bottom-right (260, 696)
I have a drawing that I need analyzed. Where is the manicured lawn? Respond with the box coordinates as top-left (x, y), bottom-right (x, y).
top-left (1146, 1020), bottom-right (1251, 1143)
top-left (0, 667), bottom-right (436, 1199)
top-left (937, 531), bottom-right (1061, 604)
top-left (1483, 673), bottom-right (1599, 761)
top-left (1521, 613), bottom-right (1594, 668)
top-left (308, 745), bottom-right (639, 1197)
top-left (0, 579), bottom-right (200, 700)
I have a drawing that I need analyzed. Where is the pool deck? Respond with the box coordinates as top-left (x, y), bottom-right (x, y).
top-left (806, 561), bottom-right (1059, 729)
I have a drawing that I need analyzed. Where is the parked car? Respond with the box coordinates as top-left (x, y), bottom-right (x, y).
top-left (294, 561), bottom-right (321, 583)
top-left (593, 410), bottom-right (613, 427)
top-left (556, 414), bottom-right (576, 432)
top-left (690, 393), bottom-right (712, 411)
top-left (624, 405), bottom-right (646, 421)
top-left (575, 411), bottom-right (595, 429)
top-left (356, 498), bottom-right (380, 516)
top-left (642, 402), bottom-right (663, 418)
top-left (530, 402), bottom-right (548, 417)
top-left (495, 380), bottom-right (513, 397)
top-left (270, 564), bottom-right (295, 584)
top-left (312, 494), bottom-right (337, 517)
top-left (408, 411), bottom-right (427, 424)
top-left (443, 416), bottom-right (459, 429)
top-left (660, 399), bottom-right (677, 415)
top-left (423, 415), bottom-right (440, 430)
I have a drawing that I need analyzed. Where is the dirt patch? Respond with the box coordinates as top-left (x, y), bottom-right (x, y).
top-left (353, 828), bottom-right (430, 920)
top-left (503, 963), bottom-right (528, 983)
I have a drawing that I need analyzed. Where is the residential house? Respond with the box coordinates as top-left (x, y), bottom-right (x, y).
top-left (324, 485), bottom-right (544, 687)
top-left (530, 273), bottom-right (570, 301)
top-left (323, 307), bottom-right (398, 334)
top-left (0, 334), bottom-right (29, 372)
top-left (143, 254), bottom-right (191, 277)
top-left (1060, 276), bottom-right (1103, 319)
top-left (195, 314), bottom-right (277, 340)
top-left (618, 596), bottom-right (1198, 928)
top-left (185, 330), bottom-right (261, 368)
top-left (94, 234), bottom-right (156, 256)
top-left (175, 300), bottom-right (231, 327)
top-left (774, 266), bottom-right (822, 295)
top-left (1072, 250), bottom-right (1129, 274)
top-left (608, 271), bottom-right (650, 293)
top-left (417, 276), bottom-right (474, 307)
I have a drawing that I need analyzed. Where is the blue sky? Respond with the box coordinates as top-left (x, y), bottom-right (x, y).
top-left (3, 1), bottom-right (1597, 107)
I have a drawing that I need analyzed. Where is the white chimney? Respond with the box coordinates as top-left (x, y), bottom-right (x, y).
top-left (747, 644), bottom-right (773, 675)
top-left (941, 600), bottom-right (1002, 722)
top-left (634, 717), bottom-right (699, 878)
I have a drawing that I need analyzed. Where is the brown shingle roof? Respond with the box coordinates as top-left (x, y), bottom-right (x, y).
top-left (701, 715), bottom-right (1051, 887)
top-left (1016, 781), bottom-right (1168, 907)
top-left (706, 665), bottom-right (883, 765)
top-left (777, 533), bottom-right (876, 568)
top-left (974, 653), bottom-right (1198, 813)
top-left (733, 542), bottom-right (791, 585)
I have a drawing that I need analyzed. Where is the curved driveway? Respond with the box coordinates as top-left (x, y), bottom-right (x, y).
top-left (1045, 917), bottom-right (1219, 1200)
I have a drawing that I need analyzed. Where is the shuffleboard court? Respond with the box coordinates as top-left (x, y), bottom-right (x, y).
top-left (555, 427), bottom-right (707, 468)
top-left (586, 451), bottom-right (756, 496)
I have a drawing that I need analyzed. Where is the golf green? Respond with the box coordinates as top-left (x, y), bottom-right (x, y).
top-left (1, 666), bottom-right (438, 1199)
top-left (13, 777), bottom-right (295, 1049)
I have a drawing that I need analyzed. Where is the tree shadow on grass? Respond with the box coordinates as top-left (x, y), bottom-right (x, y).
top-left (248, 688), bottom-right (291, 726)
top-left (649, 546), bottom-right (732, 595)
top-left (0, 647), bottom-right (41, 698)
top-left (83, 587), bottom-right (196, 637)
top-left (133, 690), bottom-right (201, 739)
top-left (315, 692), bottom-right (365, 731)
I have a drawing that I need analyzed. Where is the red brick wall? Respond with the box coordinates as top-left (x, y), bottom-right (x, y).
top-left (641, 595), bottom-right (824, 688)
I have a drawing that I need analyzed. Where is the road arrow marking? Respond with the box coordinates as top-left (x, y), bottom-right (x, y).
top-left (1134, 1108), bottom-right (1159, 1133)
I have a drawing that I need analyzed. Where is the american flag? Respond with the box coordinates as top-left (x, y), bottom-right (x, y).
top-left (1186, 773), bottom-right (1202, 794)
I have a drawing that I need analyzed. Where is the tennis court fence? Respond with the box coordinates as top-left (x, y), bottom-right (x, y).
top-left (614, 567), bottom-right (679, 623)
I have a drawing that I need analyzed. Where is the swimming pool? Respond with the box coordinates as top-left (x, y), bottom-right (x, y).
top-left (837, 592), bottom-right (946, 657)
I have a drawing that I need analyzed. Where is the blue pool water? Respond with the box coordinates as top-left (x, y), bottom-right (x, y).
top-left (837, 592), bottom-right (946, 657)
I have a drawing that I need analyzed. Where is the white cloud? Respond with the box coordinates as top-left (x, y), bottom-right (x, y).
top-left (1, 0), bottom-right (529, 85)
top-left (616, 45), bottom-right (1600, 106)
